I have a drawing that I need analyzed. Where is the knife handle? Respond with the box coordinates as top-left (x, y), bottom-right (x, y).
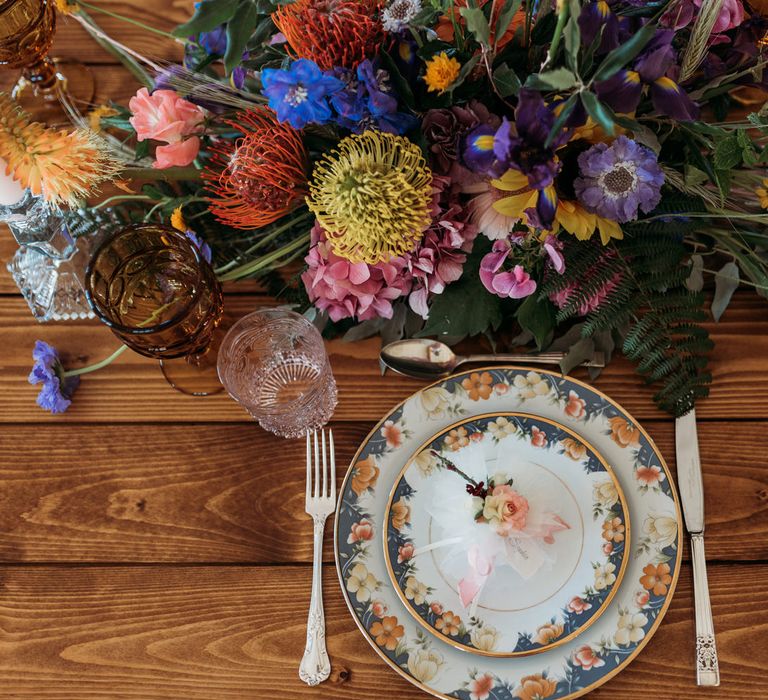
top-left (691, 533), bottom-right (720, 686)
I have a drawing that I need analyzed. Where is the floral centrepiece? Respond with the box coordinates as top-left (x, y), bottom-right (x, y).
top-left (17, 0), bottom-right (768, 419)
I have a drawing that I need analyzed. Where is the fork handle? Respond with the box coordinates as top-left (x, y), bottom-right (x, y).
top-left (299, 515), bottom-right (331, 686)
top-left (691, 533), bottom-right (720, 686)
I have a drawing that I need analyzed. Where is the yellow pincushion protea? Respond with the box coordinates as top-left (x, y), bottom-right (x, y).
top-left (306, 131), bottom-right (433, 264)
top-left (0, 92), bottom-right (121, 208)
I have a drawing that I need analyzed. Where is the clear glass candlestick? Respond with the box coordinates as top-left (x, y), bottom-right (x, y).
top-left (1, 189), bottom-right (95, 321)
top-left (217, 308), bottom-right (338, 438)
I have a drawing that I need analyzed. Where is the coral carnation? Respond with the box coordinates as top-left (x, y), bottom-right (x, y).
top-left (203, 107), bottom-right (308, 230)
top-left (273, 0), bottom-right (384, 71)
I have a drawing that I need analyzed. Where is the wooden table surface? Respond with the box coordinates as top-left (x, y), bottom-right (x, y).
top-left (2, 4), bottom-right (768, 698)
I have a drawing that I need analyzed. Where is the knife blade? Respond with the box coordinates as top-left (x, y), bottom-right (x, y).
top-left (675, 407), bottom-right (705, 534)
top-left (675, 407), bottom-right (720, 686)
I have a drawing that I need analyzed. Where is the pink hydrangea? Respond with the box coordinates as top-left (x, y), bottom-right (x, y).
top-left (128, 88), bottom-right (205, 169)
top-left (403, 175), bottom-right (478, 318)
top-left (302, 223), bottom-right (411, 322)
top-left (479, 239), bottom-right (537, 299)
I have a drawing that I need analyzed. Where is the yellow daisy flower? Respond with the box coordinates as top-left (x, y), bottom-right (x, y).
top-left (757, 178), bottom-right (768, 209)
top-left (170, 206), bottom-right (187, 232)
top-left (424, 52), bottom-right (461, 94)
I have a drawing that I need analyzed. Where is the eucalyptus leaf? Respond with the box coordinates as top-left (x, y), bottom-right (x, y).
top-left (459, 7), bottom-right (491, 46)
top-left (563, 0), bottom-right (581, 73)
top-left (173, 0), bottom-right (240, 37)
top-left (559, 337), bottom-right (595, 375)
top-left (685, 254), bottom-right (704, 292)
top-left (492, 63), bottom-right (521, 97)
top-left (712, 261), bottom-right (739, 321)
top-left (224, 1), bottom-right (261, 76)
top-left (592, 23), bottom-right (655, 82)
top-left (526, 67), bottom-right (577, 90)
top-left (580, 90), bottom-right (614, 135)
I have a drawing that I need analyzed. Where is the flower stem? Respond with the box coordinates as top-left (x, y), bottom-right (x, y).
top-left (74, 0), bottom-right (181, 41)
top-left (430, 450), bottom-right (479, 487)
top-left (94, 194), bottom-right (155, 210)
top-left (63, 344), bottom-right (129, 378)
top-left (541, 0), bottom-right (570, 72)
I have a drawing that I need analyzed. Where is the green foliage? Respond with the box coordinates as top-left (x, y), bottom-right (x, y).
top-left (542, 226), bottom-right (714, 416)
top-left (516, 294), bottom-right (557, 350)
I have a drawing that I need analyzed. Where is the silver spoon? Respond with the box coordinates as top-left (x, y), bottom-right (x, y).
top-left (380, 338), bottom-right (605, 380)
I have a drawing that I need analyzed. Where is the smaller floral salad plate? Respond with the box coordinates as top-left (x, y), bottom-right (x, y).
top-left (383, 413), bottom-right (630, 657)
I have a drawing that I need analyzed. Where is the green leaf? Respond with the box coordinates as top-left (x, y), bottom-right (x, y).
top-left (713, 134), bottom-right (742, 170)
top-left (494, 0), bottom-right (522, 43)
top-left (417, 277), bottom-right (502, 339)
top-left (684, 165), bottom-right (709, 187)
top-left (563, 0), bottom-right (581, 73)
top-left (173, 0), bottom-right (240, 37)
top-left (224, 0), bottom-right (261, 76)
top-left (492, 63), bottom-right (521, 97)
top-left (134, 139), bottom-right (150, 161)
top-left (516, 294), bottom-right (556, 350)
top-left (526, 67), bottom-right (577, 90)
top-left (381, 50), bottom-right (416, 111)
top-left (580, 90), bottom-right (614, 135)
top-left (592, 23), bottom-right (655, 81)
top-left (459, 7), bottom-right (491, 46)
top-left (450, 54), bottom-right (482, 92)
top-left (712, 261), bottom-right (739, 321)
top-left (545, 92), bottom-right (578, 148)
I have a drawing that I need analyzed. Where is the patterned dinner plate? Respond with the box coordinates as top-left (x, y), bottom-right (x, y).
top-left (383, 412), bottom-right (631, 658)
top-left (334, 367), bottom-right (682, 700)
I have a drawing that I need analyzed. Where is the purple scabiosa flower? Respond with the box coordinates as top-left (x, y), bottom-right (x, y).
top-left (261, 59), bottom-right (344, 129)
top-left (575, 136), bottom-right (664, 223)
top-left (479, 239), bottom-right (537, 299)
top-left (28, 341), bottom-right (79, 414)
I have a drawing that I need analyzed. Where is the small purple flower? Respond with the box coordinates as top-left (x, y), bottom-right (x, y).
top-left (185, 230), bottom-right (212, 264)
top-left (261, 59), bottom-right (344, 129)
top-left (28, 341), bottom-right (79, 414)
top-left (575, 136), bottom-right (664, 223)
top-left (479, 240), bottom-right (537, 299)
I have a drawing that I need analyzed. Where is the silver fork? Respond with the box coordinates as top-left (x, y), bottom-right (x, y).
top-left (299, 429), bottom-right (336, 686)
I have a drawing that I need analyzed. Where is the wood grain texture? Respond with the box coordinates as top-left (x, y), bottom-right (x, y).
top-left (0, 563), bottom-right (765, 699)
top-left (0, 422), bottom-right (766, 564)
top-left (2, 293), bottom-right (768, 423)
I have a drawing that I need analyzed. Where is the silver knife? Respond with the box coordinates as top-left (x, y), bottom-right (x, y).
top-left (675, 408), bottom-right (720, 686)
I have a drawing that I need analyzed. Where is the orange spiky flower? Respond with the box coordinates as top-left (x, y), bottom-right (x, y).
top-left (0, 92), bottom-right (121, 208)
top-left (203, 107), bottom-right (308, 230)
top-left (272, 0), bottom-right (384, 70)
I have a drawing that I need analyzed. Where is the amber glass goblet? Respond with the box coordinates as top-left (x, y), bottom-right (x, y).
top-left (85, 224), bottom-right (225, 397)
top-left (0, 0), bottom-right (95, 125)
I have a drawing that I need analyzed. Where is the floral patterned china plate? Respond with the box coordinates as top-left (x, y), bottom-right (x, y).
top-left (383, 413), bottom-right (630, 657)
top-left (335, 368), bottom-right (682, 700)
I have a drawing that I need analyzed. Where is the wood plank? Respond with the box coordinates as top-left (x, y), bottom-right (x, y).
top-left (0, 421), bottom-right (765, 564)
top-left (2, 293), bottom-right (768, 423)
top-left (0, 563), bottom-right (764, 699)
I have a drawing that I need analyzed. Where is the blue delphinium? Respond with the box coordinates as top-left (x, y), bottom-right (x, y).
top-left (329, 59), bottom-right (417, 135)
top-left (261, 59), bottom-right (344, 129)
top-left (28, 341), bottom-right (79, 414)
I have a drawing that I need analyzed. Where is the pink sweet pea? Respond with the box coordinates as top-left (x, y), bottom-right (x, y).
top-left (662, 0), bottom-right (744, 36)
top-left (479, 240), bottom-right (537, 299)
top-left (128, 88), bottom-right (205, 169)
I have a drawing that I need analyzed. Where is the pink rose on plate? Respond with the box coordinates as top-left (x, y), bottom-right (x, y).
top-left (567, 596), bottom-right (592, 614)
top-left (482, 484), bottom-right (529, 534)
top-left (564, 390), bottom-right (586, 419)
top-left (530, 425), bottom-right (547, 447)
top-left (635, 590), bottom-right (650, 608)
top-left (370, 600), bottom-right (387, 617)
top-left (348, 520), bottom-right (374, 544)
top-left (430, 601), bottom-right (444, 616)
top-left (129, 88), bottom-right (205, 169)
top-left (572, 645), bottom-right (605, 670)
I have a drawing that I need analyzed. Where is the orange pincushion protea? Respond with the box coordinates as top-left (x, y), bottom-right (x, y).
top-left (272, 0), bottom-right (384, 70)
top-left (203, 108), bottom-right (308, 230)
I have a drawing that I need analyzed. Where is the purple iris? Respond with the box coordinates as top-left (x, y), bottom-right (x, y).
top-left (329, 60), bottom-right (416, 134)
top-left (595, 29), bottom-right (699, 120)
top-left (578, 1), bottom-right (620, 53)
top-left (464, 90), bottom-right (569, 187)
top-left (261, 59), bottom-right (344, 129)
top-left (28, 340), bottom-right (79, 414)
top-left (575, 135), bottom-right (664, 223)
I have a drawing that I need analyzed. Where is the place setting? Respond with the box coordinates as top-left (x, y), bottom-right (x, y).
top-left (3, 0), bottom-right (764, 695)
